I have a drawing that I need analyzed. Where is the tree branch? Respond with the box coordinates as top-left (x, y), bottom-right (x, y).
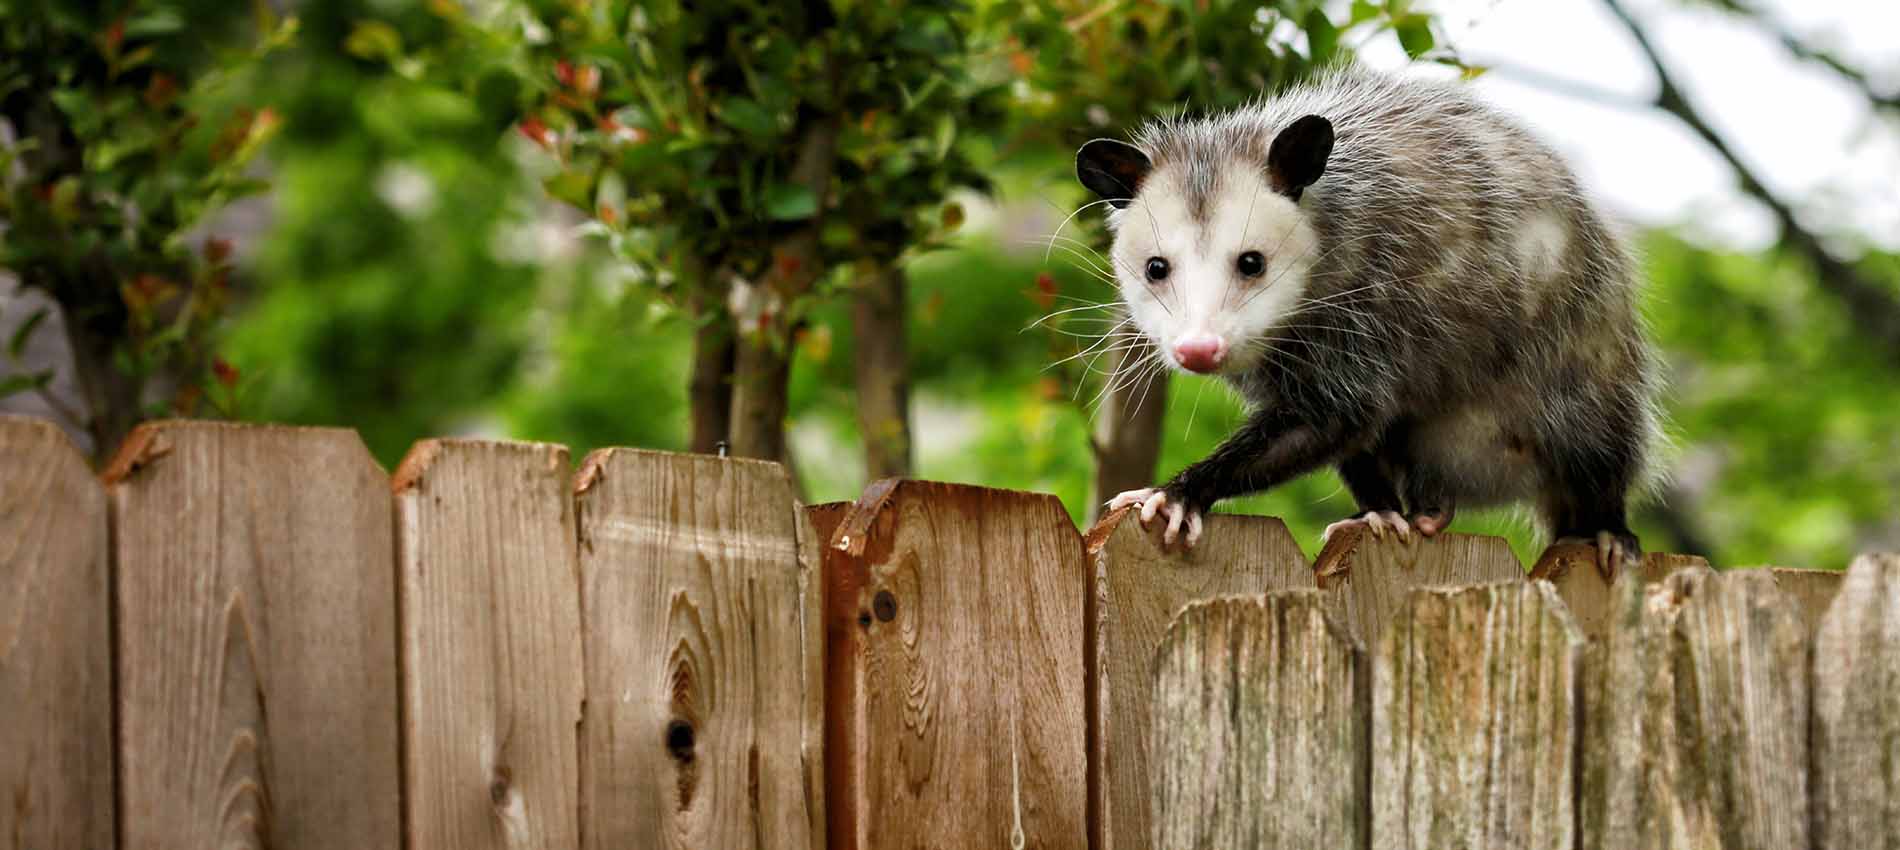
top-left (1601, 0), bottom-right (1900, 365)
top-left (1705, 0), bottom-right (1900, 111)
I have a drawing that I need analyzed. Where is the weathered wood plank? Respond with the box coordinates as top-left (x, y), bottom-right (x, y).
top-left (1528, 542), bottom-right (1709, 639)
top-left (1151, 592), bottom-right (1366, 849)
top-left (574, 448), bottom-right (822, 850)
top-left (1316, 528), bottom-right (1525, 649)
top-left (805, 500), bottom-right (850, 548)
top-left (1372, 581), bottom-right (1581, 850)
top-left (106, 421), bottom-right (401, 848)
top-left (1771, 566), bottom-right (1844, 637)
top-left (0, 415), bottom-right (114, 849)
top-left (1084, 508), bottom-right (1313, 850)
top-left (1579, 567), bottom-right (1808, 849)
top-left (394, 439), bottom-right (583, 848)
top-left (826, 480), bottom-right (1087, 850)
top-left (1812, 552), bottom-right (1900, 850)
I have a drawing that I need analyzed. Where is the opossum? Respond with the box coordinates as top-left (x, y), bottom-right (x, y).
top-left (1075, 65), bottom-right (1662, 571)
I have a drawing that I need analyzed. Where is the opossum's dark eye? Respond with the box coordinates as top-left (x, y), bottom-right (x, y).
top-left (1145, 257), bottom-right (1170, 281)
top-left (1145, 257), bottom-right (1170, 282)
top-left (1236, 251), bottom-right (1266, 278)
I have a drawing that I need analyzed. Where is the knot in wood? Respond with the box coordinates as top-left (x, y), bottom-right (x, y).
top-left (873, 590), bottom-right (897, 622)
top-left (665, 719), bottom-right (696, 763)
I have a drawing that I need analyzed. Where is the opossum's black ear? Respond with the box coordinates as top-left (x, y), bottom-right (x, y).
top-left (1267, 114), bottom-right (1333, 201)
top-left (1076, 139), bottom-right (1151, 209)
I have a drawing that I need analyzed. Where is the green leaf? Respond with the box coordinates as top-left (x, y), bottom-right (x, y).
top-left (0, 371), bottom-right (51, 400)
top-left (1395, 15), bottom-right (1435, 58)
top-left (1349, 0), bottom-right (1382, 26)
top-left (8, 307), bottom-right (48, 359)
top-left (931, 113), bottom-right (956, 161)
top-left (763, 183), bottom-right (817, 221)
top-left (715, 97), bottom-right (777, 138)
top-left (124, 10), bottom-right (185, 38)
top-left (345, 21), bottom-right (404, 62)
top-left (1304, 8), bottom-right (1339, 64)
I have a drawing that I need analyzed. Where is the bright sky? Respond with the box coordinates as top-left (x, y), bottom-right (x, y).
top-left (1359, 0), bottom-right (1900, 252)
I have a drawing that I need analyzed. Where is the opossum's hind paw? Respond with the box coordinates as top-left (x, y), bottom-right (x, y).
top-left (1411, 505), bottom-right (1454, 537)
top-left (1108, 487), bottom-right (1205, 550)
top-left (1323, 510), bottom-right (1412, 544)
top-left (1553, 530), bottom-right (1643, 580)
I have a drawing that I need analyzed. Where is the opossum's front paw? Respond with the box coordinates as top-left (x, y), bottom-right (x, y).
top-left (1107, 487), bottom-right (1205, 549)
top-left (1322, 510), bottom-right (1413, 544)
top-left (1554, 530), bottom-right (1643, 579)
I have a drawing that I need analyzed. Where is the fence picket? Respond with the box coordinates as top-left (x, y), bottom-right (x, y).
top-left (394, 439), bottom-right (583, 848)
top-left (0, 416), bottom-right (114, 849)
top-left (1771, 566), bottom-right (1845, 636)
top-left (1579, 567), bottom-right (1808, 849)
top-left (1528, 543), bottom-right (1708, 639)
top-left (1317, 530), bottom-right (1526, 648)
top-left (106, 421), bottom-right (401, 848)
top-left (825, 480), bottom-right (1087, 850)
top-left (1372, 581), bottom-right (1581, 850)
top-left (1085, 509), bottom-right (1313, 850)
top-left (573, 448), bottom-right (822, 850)
top-left (1151, 592), bottom-right (1367, 849)
top-left (1812, 552), bottom-right (1900, 849)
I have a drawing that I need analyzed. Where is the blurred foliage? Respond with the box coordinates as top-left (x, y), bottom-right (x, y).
top-left (0, 0), bottom-right (288, 431)
top-left (2, 0), bottom-right (1893, 568)
top-left (219, 0), bottom-right (555, 462)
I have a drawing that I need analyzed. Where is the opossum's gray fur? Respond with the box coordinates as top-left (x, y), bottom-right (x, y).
top-left (1084, 65), bottom-right (1665, 554)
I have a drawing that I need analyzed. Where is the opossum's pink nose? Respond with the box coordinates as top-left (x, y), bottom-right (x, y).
top-left (1173, 335), bottom-right (1226, 373)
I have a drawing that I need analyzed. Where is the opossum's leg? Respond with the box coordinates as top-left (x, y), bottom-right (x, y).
top-left (1398, 462), bottom-right (1456, 537)
top-left (1538, 430), bottom-right (1644, 576)
top-left (1338, 451), bottom-right (1403, 514)
top-left (1329, 451), bottom-right (1412, 542)
top-left (1161, 408), bottom-right (1367, 550)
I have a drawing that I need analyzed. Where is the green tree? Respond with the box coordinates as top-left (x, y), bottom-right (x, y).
top-left (0, 0), bottom-right (287, 458)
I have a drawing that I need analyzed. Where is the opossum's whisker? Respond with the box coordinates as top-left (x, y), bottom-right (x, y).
top-left (1221, 182), bottom-right (1265, 309)
top-left (1184, 376), bottom-right (1211, 441)
top-left (1027, 300), bottom-right (1120, 328)
top-left (1042, 198), bottom-right (1123, 262)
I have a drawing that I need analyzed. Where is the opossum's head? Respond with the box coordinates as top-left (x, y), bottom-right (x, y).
top-left (1075, 115), bottom-right (1333, 376)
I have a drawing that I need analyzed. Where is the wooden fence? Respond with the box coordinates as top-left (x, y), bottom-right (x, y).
top-left (3, 415), bottom-right (1895, 849)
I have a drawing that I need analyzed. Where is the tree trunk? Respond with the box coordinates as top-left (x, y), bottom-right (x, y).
top-left (63, 308), bottom-right (143, 465)
top-left (727, 115), bottom-right (841, 462)
top-left (852, 264), bottom-right (912, 479)
top-left (687, 278), bottom-right (735, 455)
top-left (1089, 340), bottom-right (1169, 522)
top-left (729, 326), bottom-right (797, 462)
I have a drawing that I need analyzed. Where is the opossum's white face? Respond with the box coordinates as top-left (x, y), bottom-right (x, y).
top-left (1076, 115), bottom-right (1334, 377)
top-left (1106, 165), bottom-right (1319, 376)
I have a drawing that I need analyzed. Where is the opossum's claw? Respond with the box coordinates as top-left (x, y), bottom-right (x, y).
top-left (1107, 487), bottom-right (1160, 513)
top-left (1110, 487), bottom-right (1205, 551)
top-left (1324, 510), bottom-right (1413, 544)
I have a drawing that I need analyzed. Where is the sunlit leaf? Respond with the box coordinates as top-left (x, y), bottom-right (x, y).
top-left (763, 183), bottom-right (818, 221)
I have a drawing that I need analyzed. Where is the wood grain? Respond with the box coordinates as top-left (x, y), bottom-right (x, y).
top-left (1812, 552), bottom-right (1900, 850)
top-left (1316, 528), bottom-right (1525, 649)
top-left (826, 480), bottom-right (1087, 850)
top-left (1578, 567), bottom-right (1808, 849)
top-left (574, 448), bottom-right (821, 850)
top-left (1083, 508), bottom-right (1313, 850)
top-left (106, 421), bottom-right (401, 848)
top-left (1528, 542), bottom-right (1708, 640)
top-left (1770, 566), bottom-right (1843, 637)
top-left (1151, 592), bottom-right (1366, 849)
top-left (394, 439), bottom-right (583, 848)
top-left (0, 415), bottom-right (114, 849)
top-left (1372, 581), bottom-right (1581, 850)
